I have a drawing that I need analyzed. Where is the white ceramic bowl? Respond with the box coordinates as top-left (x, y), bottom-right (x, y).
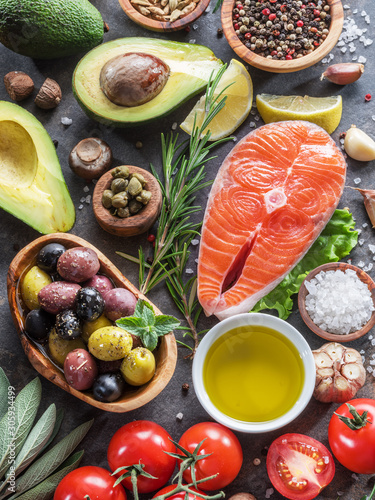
top-left (192, 313), bottom-right (315, 433)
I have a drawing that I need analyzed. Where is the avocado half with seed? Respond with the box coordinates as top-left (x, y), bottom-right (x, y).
top-left (72, 37), bottom-right (223, 127)
top-left (0, 101), bottom-right (75, 234)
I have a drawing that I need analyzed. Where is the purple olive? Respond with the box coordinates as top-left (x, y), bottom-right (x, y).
top-left (57, 247), bottom-right (100, 283)
top-left (103, 288), bottom-right (137, 321)
top-left (64, 349), bottom-right (98, 391)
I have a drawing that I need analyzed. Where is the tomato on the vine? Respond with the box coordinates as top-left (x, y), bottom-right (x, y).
top-left (53, 466), bottom-right (127, 500)
top-left (177, 422), bottom-right (243, 491)
top-left (328, 398), bottom-right (375, 474)
top-left (107, 420), bottom-right (176, 494)
top-left (152, 484), bottom-right (203, 499)
top-left (266, 433), bottom-right (335, 500)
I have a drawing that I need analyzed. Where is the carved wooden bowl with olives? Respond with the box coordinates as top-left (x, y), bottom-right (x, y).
top-left (7, 233), bottom-right (177, 413)
top-left (93, 165), bottom-right (162, 237)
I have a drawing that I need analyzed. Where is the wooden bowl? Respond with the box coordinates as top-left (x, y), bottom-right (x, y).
top-left (298, 262), bottom-right (375, 342)
top-left (221, 0), bottom-right (344, 73)
top-left (118, 0), bottom-right (210, 32)
top-left (7, 233), bottom-right (177, 413)
top-left (93, 166), bottom-right (162, 237)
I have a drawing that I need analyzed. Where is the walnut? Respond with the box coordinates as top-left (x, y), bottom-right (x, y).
top-left (4, 71), bottom-right (34, 101)
top-left (34, 78), bottom-right (62, 109)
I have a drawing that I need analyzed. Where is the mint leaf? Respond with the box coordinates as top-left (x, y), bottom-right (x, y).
top-left (116, 300), bottom-right (180, 351)
top-left (154, 316), bottom-right (181, 336)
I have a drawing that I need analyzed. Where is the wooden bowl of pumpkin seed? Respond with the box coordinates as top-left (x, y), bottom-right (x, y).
top-left (118, 0), bottom-right (210, 32)
top-left (92, 165), bottom-right (163, 237)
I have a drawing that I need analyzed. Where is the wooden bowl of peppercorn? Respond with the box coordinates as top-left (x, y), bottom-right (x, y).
top-left (221, 0), bottom-right (344, 73)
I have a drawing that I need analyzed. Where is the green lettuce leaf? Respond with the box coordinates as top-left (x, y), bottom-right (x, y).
top-left (251, 209), bottom-right (358, 319)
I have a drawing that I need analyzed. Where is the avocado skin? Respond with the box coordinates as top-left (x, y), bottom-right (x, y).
top-left (0, 0), bottom-right (105, 59)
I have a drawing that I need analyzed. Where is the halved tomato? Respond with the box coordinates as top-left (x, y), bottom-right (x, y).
top-left (266, 433), bottom-right (335, 500)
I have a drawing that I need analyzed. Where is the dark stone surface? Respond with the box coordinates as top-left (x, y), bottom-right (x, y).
top-left (0, 0), bottom-right (375, 498)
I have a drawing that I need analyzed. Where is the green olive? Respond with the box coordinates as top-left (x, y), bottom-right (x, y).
top-left (21, 265), bottom-right (52, 310)
top-left (48, 328), bottom-right (86, 367)
top-left (82, 314), bottom-right (112, 343)
top-left (120, 347), bottom-right (156, 386)
top-left (88, 326), bottom-right (132, 361)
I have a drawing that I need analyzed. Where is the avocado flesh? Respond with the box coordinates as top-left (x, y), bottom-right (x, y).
top-left (73, 38), bottom-right (223, 127)
top-left (0, 0), bottom-right (104, 59)
top-left (0, 101), bottom-right (75, 234)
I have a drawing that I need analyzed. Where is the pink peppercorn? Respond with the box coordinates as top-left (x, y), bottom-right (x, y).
top-left (244, 32), bottom-right (251, 39)
top-left (271, 50), bottom-right (278, 56)
top-left (262, 8), bottom-right (270, 15)
top-left (234, 13), bottom-right (240, 18)
top-left (147, 234), bottom-right (156, 243)
top-left (296, 20), bottom-right (304, 27)
top-left (365, 94), bottom-right (372, 102)
top-left (313, 9), bottom-right (320, 16)
top-left (286, 54), bottom-right (293, 60)
top-left (237, 4), bottom-right (243, 8)
top-left (269, 13), bottom-right (276, 20)
top-left (234, 22), bottom-right (240, 29)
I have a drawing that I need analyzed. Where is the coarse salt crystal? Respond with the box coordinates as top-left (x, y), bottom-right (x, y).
top-left (369, 244), bottom-right (375, 253)
top-left (80, 197), bottom-right (86, 203)
top-left (341, 47), bottom-right (347, 53)
top-left (354, 177), bottom-right (361, 184)
top-left (361, 11), bottom-right (367, 16)
top-left (83, 186), bottom-right (90, 193)
top-left (353, 9), bottom-right (358, 14)
top-left (363, 223), bottom-right (368, 228)
top-left (367, 366), bottom-right (373, 373)
top-left (176, 412), bottom-right (184, 421)
top-left (191, 239), bottom-right (200, 246)
top-left (358, 238), bottom-right (365, 246)
top-left (61, 117), bottom-right (72, 126)
top-left (343, 4), bottom-right (350, 9)
top-left (265, 488), bottom-right (274, 499)
top-left (250, 122), bottom-right (256, 128)
top-left (357, 261), bottom-right (365, 268)
top-left (171, 122), bottom-right (178, 131)
top-left (85, 195), bottom-right (91, 204)
top-left (358, 56), bottom-right (367, 63)
top-left (78, 204), bottom-right (84, 210)
top-left (185, 268), bottom-right (194, 274)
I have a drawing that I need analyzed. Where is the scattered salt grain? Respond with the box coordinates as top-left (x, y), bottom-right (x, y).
top-left (352, 473), bottom-right (359, 481)
top-left (369, 244), bottom-right (375, 254)
top-left (195, 258), bottom-right (199, 264)
top-left (83, 186), bottom-right (90, 193)
top-left (367, 366), bottom-right (373, 373)
top-left (250, 122), bottom-right (256, 128)
top-left (185, 268), bottom-right (194, 275)
top-left (352, 55), bottom-right (358, 61)
top-left (341, 47), bottom-right (347, 53)
top-left (358, 56), bottom-right (367, 64)
top-left (193, 23), bottom-right (198, 30)
top-left (372, 339), bottom-right (375, 346)
top-left (362, 223), bottom-right (368, 228)
top-left (353, 9), bottom-right (358, 14)
top-left (322, 58), bottom-right (328, 64)
top-left (85, 195), bottom-right (91, 204)
top-left (337, 492), bottom-right (344, 497)
top-left (357, 261), bottom-right (365, 268)
top-left (61, 117), bottom-right (72, 126)
top-left (250, 110), bottom-right (256, 115)
top-left (343, 4), bottom-right (350, 9)
top-left (80, 197), bottom-right (86, 203)
top-left (370, 335), bottom-right (373, 340)
top-left (176, 412), bottom-right (184, 421)
top-left (232, 136), bottom-right (238, 142)
top-left (191, 239), bottom-right (200, 246)
top-left (363, 263), bottom-right (373, 272)
top-left (265, 488), bottom-right (274, 499)
top-left (358, 238), bottom-right (365, 246)
top-left (370, 360), bottom-right (375, 365)
top-left (78, 204), bottom-right (84, 210)
top-left (171, 122), bottom-right (178, 131)
top-left (305, 269), bottom-right (374, 334)
top-left (254, 115), bottom-right (260, 121)
top-left (360, 349), bottom-right (365, 354)
top-left (188, 39), bottom-right (196, 44)
top-left (354, 177), bottom-right (361, 184)
top-left (205, 4), bottom-right (210, 12)
top-left (361, 11), bottom-right (367, 17)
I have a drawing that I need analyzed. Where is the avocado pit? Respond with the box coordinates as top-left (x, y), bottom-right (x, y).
top-left (99, 52), bottom-right (170, 107)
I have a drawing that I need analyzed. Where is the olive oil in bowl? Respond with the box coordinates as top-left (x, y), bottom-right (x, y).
top-left (203, 325), bottom-right (305, 422)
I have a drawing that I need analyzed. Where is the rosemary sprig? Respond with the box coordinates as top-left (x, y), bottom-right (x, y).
top-left (118, 65), bottom-right (233, 356)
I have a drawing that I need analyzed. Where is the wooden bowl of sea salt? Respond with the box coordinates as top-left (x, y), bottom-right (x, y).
top-left (298, 262), bottom-right (375, 342)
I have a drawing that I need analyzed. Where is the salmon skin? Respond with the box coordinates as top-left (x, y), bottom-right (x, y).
top-left (197, 121), bottom-right (347, 320)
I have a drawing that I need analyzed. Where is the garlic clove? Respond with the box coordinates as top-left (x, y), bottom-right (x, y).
top-left (341, 363), bottom-right (366, 384)
top-left (344, 125), bottom-right (375, 162)
top-left (313, 351), bottom-right (333, 368)
top-left (320, 63), bottom-right (364, 85)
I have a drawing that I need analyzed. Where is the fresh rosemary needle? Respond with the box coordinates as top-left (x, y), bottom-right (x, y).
top-left (117, 65), bottom-right (232, 357)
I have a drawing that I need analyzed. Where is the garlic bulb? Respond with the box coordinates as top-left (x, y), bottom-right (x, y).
top-left (313, 342), bottom-right (366, 403)
top-left (344, 125), bottom-right (375, 161)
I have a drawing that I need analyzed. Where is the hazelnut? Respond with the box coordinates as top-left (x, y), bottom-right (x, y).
top-left (4, 71), bottom-right (34, 101)
top-left (35, 78), bottom-right (62, 109)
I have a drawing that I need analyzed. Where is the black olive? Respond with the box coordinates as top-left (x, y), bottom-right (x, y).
top-left (92, 372), bottom-right (125, 402)
top-left (55, 310), bottom-right (81, 339)
top-left (25, 309), bottom-right (54, 341)
top-left (75, 287), bottom-right (104, 322)
top-left (37, 243), bottom-right (66, 273)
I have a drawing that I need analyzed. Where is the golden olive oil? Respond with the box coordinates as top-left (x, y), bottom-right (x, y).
top-left (203, 325), bottom-right (305, 422)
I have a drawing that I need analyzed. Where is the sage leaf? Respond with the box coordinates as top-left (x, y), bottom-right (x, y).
top-left (0, 378), bottom-right (41, 480)
top-left (0, 369), bottom-right (10, 420)
top-left (11, 404), bottom-right (56, 476)
top-left (8, 450), bottom-right (83, 500)
top-left (42, 408), bottom-right (64, 452)
top-left (12, 419), bottom-right (93, 497)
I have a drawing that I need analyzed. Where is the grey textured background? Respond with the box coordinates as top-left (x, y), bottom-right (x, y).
top-left (1, 0), bottom-right (375, 498)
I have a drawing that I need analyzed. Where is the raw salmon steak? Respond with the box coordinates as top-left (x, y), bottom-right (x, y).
top-left (198, 121), bottom-right (346, 320)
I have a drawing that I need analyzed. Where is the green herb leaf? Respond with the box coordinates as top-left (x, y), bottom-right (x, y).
top-left (154, 316), bottom-right (181, 337)
top-left (8, 404), bottom-right (56, 478)
top-left (0, 378), bottom-right (41, 480)
top-left (251, 209), bottom-right (358, 319)
top-left (11, 419), bottom-right (93, 497)
top-left (116, 300), bottom-right (180, 351)
top-left (0, 369), bottom-right (10, 421)
top-left (42, 408), bottom-right (64, 452)
top-left (7, 450), bottom-right (84, 500)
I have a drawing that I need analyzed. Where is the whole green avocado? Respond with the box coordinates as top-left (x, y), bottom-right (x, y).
top-left (0, 0), bottom-right (106, 59)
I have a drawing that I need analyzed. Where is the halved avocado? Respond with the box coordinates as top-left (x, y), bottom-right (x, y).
top-left (72, 37), bottom-right (223, 127)
top-left (0, 101), bottom-right (75, 233)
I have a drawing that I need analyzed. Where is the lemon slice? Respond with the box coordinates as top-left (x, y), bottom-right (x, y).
top-left (256, 94), bottom-right (342, 134)
top-left (180, 59), bottom-right (253, 141)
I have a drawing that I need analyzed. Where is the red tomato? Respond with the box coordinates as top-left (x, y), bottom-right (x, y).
top-left (266, 433), bottom-right (335, 500)
top-left (328, 398), bottom-right (375, 474)
top-left (53, 466), bottom-right (127, 500)
top-left (178, 422), bottom-right (243, 491)
top-left (107, 420), bottom-right (176, 494)
top-left (152, 484), bottom-right (203, 499)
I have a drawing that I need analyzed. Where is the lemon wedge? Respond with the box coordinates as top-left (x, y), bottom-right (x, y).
top-left (256, 94), bottom-right (342, 134)
top-left (180, 59), bottom-right (253, 141)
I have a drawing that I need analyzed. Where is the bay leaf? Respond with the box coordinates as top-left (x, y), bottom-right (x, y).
top-left (0, 378), bottom-right (41, 479)
top-left (0, 369), bottom-right (10, 420)
top-left (12, 404), bottom-right (56, 476)
top-left (8, 450), bottom-right (84, 500)
top-left (42, 408), bottom-right (64, 452)
top-left (11, 419), bottom-right (93, 497)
